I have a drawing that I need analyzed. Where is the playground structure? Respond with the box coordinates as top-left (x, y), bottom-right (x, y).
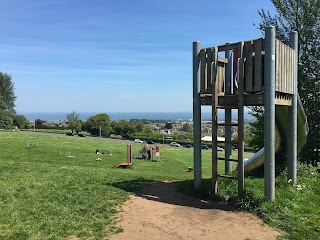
top-left (27, 140), bottom-right (38, 148)
top-left (134, 141), bottom-right (164, 162)
top-left (193, 26), bottom-right (308, 201)
top-left (96, 149), bottom-right (112, 155)
top-left (115, 144), bottom-right (133, 168)
top-left (59, 142), bottom-right (75, 158)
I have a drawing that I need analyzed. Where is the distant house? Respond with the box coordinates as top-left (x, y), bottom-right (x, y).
top-left (165, 122), bottom-right (173, 129)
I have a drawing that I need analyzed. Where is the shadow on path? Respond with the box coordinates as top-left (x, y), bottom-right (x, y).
top-left (112, 180), bottom-right (236, 212)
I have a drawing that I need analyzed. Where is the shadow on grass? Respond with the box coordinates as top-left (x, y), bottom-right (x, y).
top-left (111, 179), bottom-right (237, 212)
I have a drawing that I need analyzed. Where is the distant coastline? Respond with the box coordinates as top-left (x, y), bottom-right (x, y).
top-left (19, 111), bottom-right (255, 121)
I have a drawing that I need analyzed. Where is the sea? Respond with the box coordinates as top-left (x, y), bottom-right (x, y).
top-left (19, 111), bottom-right (254, 121)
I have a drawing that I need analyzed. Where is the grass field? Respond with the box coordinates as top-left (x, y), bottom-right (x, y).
top-left (0, 131), bottom-right (319, 239)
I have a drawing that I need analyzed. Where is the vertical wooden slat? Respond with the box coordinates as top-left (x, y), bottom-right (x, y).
top-left (212, 46), bottom-right (218, 196)
top-left (280, 42), bottom-right (285, 93)
top-left (206, 48), bottom-right (213, 94)
top-left (275, 40), bottom-right (280, 92)
top-left (245, 41), bottom-right (253, 92)
top-left (284, 45), bottom-right (289, 93)
top-left (291, 48), bottom-right (295, 94)
top-left (253, 38), bottom-right (262, 92)
top-left (217, 63), bottom-right (225, 94)
top-left (288, 48), bottom-right (292, 94)
top-left (200, 49), bottom-right (206, 93)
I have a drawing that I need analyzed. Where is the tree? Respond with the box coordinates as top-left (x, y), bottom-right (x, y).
top-left (181, 123), bottom-right (192, 133)
top-left (35, 119), bottom-right (44, 127)
top-left (0, 110), bottom-right (13, 130)
top-left (66, 111), bottom-right (82, 134)
top-left (111, 120), bottom-right (136, 138)
top-left (255, 0), bottom-right (320, 165)
top-left (85, 113), bottom-right (112, 136)
top-left (13, 115), bottom-right (31, 129)
top-left (0, 72), bottom-right (16, 114)
top-left (135, 121), bottom-right (145, 132)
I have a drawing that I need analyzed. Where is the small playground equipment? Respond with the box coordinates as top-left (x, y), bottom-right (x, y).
top-left (115, 144), bottom-right (133, 168)
top-left (134, 141), bottom-right (163, 161)
top-left (27, 141), bottom-right (38, 148)
top-left (193, 26), bottom-right (308, 201)
top-left (59, 142), bottom-right (75, 158)
top-left (96, 149), bottom-right (112, 155)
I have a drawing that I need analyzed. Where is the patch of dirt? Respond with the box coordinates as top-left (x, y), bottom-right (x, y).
top-left (109, 182), bottom-right (281, 240)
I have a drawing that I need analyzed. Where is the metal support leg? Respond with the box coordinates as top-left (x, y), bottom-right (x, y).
top-left (264, 26), bottom-right (276, 202)
top-left (193, 41), bottom-right (202, 190)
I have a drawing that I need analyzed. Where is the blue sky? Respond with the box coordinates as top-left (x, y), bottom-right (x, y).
top-left (0, 0), bottom-right (275, 113)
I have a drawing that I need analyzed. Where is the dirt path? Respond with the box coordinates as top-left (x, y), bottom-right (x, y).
top-left (110, 182), bottom-right (280, 240)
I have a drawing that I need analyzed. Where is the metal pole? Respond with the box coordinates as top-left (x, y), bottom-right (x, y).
top-left (193, 41), bottom-right (202, 190)
top-left (264, 26), bottom-right (276, 201)
top-left (225, 44), bottom-right (232, 173)
top-left (34, 120), bottom-right (35, 132)
top-left (288, 31), bottom-right (298, 183)
top-left (99, 126), bottom-right (101, 138)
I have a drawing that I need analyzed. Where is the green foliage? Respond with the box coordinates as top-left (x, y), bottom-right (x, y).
top-left (85, 113), bottom-right (112, 136)
top-left (13, 115), bottom-right (31, 129)
top-left (256, 0), bottom-right (320, 165)
top-left (0, 110), bottom-right (13, 130)
top-left (112, 120), bottom-right (136, 138)
top-left (0, 72), bottom-right (16, 114)
top-left (181, 123), bottom-right (192, 133)
top-left (135, 121), bottom-right (145, 132)
top-left (248, 107), bottom-right (264, 150)
top-left (66, 111), bottom-right (82, 134)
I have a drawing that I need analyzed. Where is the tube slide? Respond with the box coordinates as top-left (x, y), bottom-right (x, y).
top-left (244, 94), bottom-right (309, 173)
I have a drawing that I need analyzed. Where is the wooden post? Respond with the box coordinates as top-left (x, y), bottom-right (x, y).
top-left (225, 44), bottom-right (232, 174)
top-left (212, 46), bottom-right (218, 196)
top-left (127, 144), bottom-right (132, 164)
top-left (237, 42), bottom-right (245, 194)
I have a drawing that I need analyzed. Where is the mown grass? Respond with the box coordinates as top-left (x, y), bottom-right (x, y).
top-left (0, 131), bottom-right (234, 239)
top-left (1, 131), bottom-right (318, 239)
top-left (21, 129), bottom-right (91, 136)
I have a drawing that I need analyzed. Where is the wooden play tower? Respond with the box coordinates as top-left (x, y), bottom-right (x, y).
top-left (193, 26), bottom-right (298, 201)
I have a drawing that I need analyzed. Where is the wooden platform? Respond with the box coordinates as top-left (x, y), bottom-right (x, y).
top-left (115, 162), bottom-right (133, 168)
top-left (200, 92), bottom-right (292, 108)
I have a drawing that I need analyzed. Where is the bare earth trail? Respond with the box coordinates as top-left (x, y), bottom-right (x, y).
top-left (110, 182), bottom-right (281, 240)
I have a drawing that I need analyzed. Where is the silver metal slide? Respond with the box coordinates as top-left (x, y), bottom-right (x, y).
top-left (244, 94), bottom-right (308, 172)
